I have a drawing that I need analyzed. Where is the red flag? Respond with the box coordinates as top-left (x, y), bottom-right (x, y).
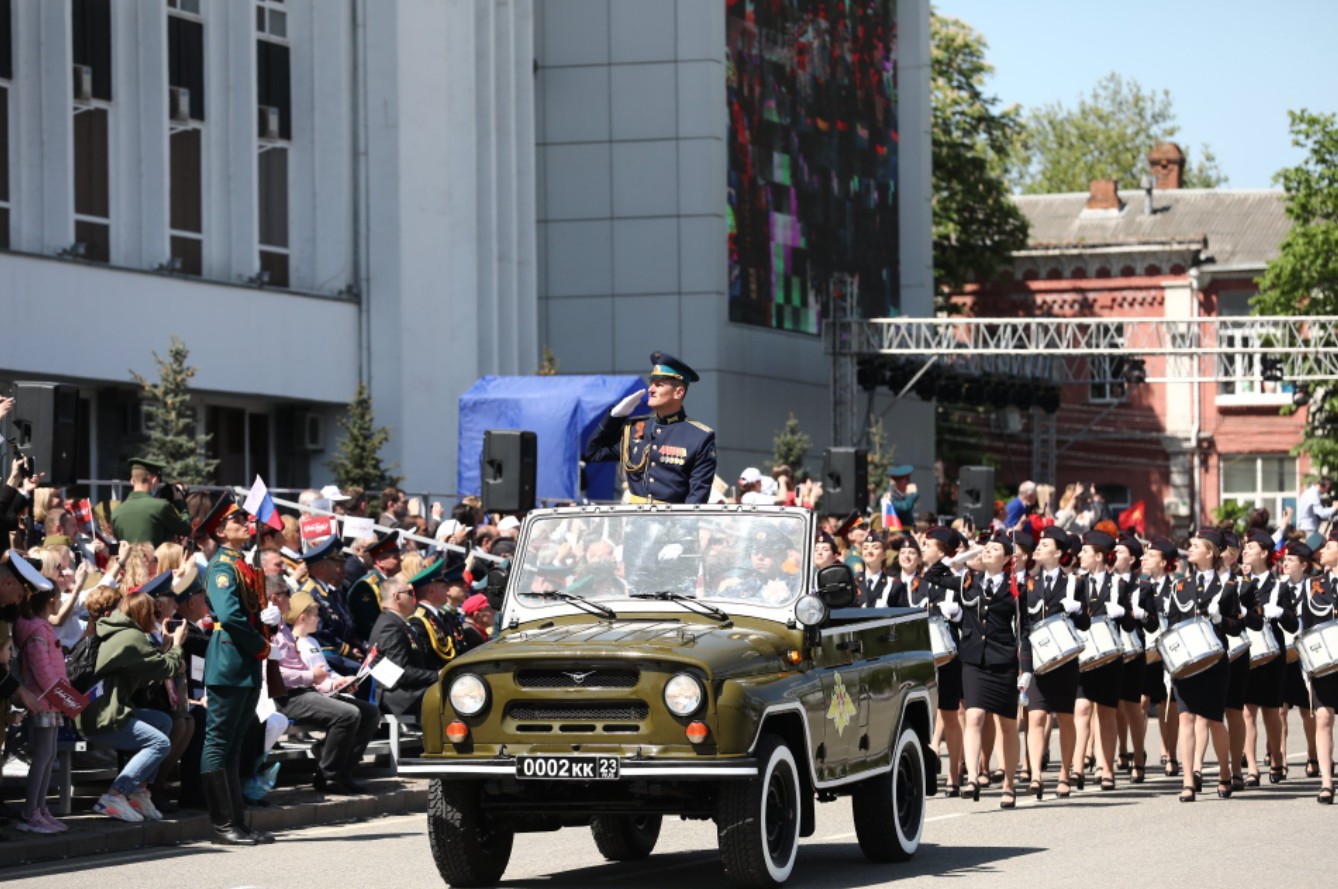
top-left (71, 498), bottom-right (94, 529)
top-left (1118, 500), bottom-right (1146, 536)
top-left (40, 677), bottom-right (91, 718)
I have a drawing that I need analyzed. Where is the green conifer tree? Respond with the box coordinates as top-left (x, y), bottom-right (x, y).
top-left (326, 381), bottom-right (403, 491)
top-left (772, 413), bottom-right (811, 469)
top-left (130, 336), bottom-right (219, 484)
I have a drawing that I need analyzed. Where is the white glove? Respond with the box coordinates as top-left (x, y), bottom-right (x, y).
top-left (610, 389), bottom-right (646, 418)
top-left (1062, 597), bottom-right (1081, 615)
top-left (938, 600), bottom-right (961, 621)
top-left (1132, 604), bottom-right (1147, 622)
top-left (1264, 603), bottom-right (1284, 621)
top-left (1106, 602), bottom-right (1126, 620)
top-left (260, 604), bottom-right (283, 627)
top-left (1018, 672), bottom-right (1033, 694)
top-left (1208, 601), bottom-right (1222, 625)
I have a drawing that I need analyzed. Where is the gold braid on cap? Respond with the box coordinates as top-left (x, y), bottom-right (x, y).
top-left (620, 422), bottom-right (650, 475)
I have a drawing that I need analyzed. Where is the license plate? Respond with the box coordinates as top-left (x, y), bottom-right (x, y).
top-left (515, 755), bottom-right (620, 781)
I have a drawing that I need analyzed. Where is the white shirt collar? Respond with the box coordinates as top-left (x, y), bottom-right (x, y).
top-left (985, 572), bottom-right (1007, 588)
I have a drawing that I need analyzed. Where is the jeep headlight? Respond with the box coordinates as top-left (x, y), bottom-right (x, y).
top-left (663, 673), bottom-right (704, 716)
top-left (448, 673), bottom-right (489, 716)
top-left (794, 595), bottom-right (828, 628)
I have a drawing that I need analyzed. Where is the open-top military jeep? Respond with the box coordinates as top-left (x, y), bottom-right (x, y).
top-left (399, 505), bottom-right (938, 888)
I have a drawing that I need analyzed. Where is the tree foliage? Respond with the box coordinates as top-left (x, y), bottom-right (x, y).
top-left (1252, 109), bottom-right (1338, 472)
top-left (326, 381), bottom-right (403, 491)
top-left (866, 417), bottom-right (894, 485)
top-left (772, 413), bottom-right (811, 469)
top-left (130, 336), bottom-right (218, 484)
top-left (930, 14), bottom-right (1031, 298)
top-left (1015, 72), bottom-right (1226, 194)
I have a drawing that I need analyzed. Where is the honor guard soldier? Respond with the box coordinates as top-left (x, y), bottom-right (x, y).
top-left (110, 457), bottom-right (193, 546)
top-left (297, 537), bottom-right (364, 676)
top-left (348, 531), bottom-right (402, 644)
top-left (199, 493), bottom-right (281, 846)
top-left (583, 351), bottom-right (717, 504)
top-left (407, 560), bottom-right (468, 669)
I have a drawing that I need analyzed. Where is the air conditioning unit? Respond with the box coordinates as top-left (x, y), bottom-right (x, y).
top-left (258, 104), bottom-right (281, 141)
top-left (169, 86), bottom-right (191, 123)
top-left (73, 64), bottom-right (93, 103)
top-left (294, 412), bottom-right (324, 451)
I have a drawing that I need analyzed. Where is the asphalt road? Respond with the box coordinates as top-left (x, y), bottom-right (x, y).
top-left (8, 729), bottom-right (1335, 889)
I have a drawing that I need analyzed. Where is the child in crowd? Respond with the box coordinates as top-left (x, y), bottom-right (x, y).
top-left (14, 582), bottom-right (71, 833)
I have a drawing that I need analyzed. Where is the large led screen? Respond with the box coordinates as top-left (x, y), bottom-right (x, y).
top-left (727, 0), bottom-right (900, 333)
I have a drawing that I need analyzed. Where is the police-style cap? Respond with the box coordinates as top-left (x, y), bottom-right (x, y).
top-left (896, 534), bottom-right (921, 553)
top-left (834, 511), bottom-right (866, 539)
top-left (135, 570), bottom-right (175, 599)
top-left (1, 549), bottom-right (53, 593)
top-left (1040, 526), bottom-right (1072, 553)
top-left (815, 530), bottom-right (836, 548)
top-left (750, 527), bottom-right (789, 555)
top-left (864, 529), bottom-right (886, 546)
top-left (648, 351), bottom-right (699, 384)
top-left (366, 530), bottom-right (401, 558)
top-left (301, 536), bottom-right (341, 564)
top-left (128, 456), bottom-right (166, 475)
top-left (924, 526), bottom-right (960, 554)
top-left (1012, 531), bottom-right (1036, 553)
top-left (172, 563), bottom-right (204, 602)
top-left (1117, 535), bottom-right (1144, 559)
top-left (990, 531), bottom-right (1014, 555)
top-left (1245, 530), bottom-right (1274, 552)
top-left (410, 558), bottom-right (465, 588)
top-left (1287, 540), bottom-right (1315, 562)
top-left (1195, 527), bottom-right (1225, 550)
top-left (1147, 536), bottom-right (1178, 561)
top-left (887, 464), bottom-right (914, 479)
top-left (1082, 530), bottom-right (1116, 553)
top-left (1221, 530), bottom-right (1241, 551)
top-left (197, 491), bottom-right (240, 538)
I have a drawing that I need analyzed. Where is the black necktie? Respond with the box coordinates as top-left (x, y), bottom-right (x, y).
top-left (1044, 575), bottom-right (1053, 595)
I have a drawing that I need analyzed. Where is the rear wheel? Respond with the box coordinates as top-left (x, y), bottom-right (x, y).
top-left (426, 779), bottom-right (514, 887)
top-left (851, 726), bottom-right (925, 862)
top-left (717, 734), bottom-right (802, 888)
top-left (591, 813), bottom-right (662, 861)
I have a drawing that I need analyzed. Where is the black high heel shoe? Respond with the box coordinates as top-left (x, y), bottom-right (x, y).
top-left (1231, 775), bottom-right (1246, 792)
top-left (1217, 781), bottom-right (1233, 799)
top-left (1244, 773), bottom-right (1261, 787)
top-left (1319, 787), bottom-right (1334, 805)
top-left (1056, 779), bottom-right (1072, 799)
top-left (1306, 760), bottom-right (1321, 779)
top-left (1165, 758), bottom-right (1180, 778)
top-left (1030, 779), bottom-right (1044, 801)
top-left (1073, 769), bottom-right (1086, 792)
top-left (1192, 771), bottom-right (1203, 793)
top-left (1100, 776), bottom-right (1116, 791)
top-left (1179, 786), bottom-right (1196, 803)
top-left (964, 781), bottom-right (981, 803)
top-left (1269, 765), bottom-right (1285, 784)
top-left (1000, 790), bottom-right (1016, 810)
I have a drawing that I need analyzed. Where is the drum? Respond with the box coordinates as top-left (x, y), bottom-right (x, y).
top-left (928, 614), bottom-right (957, 666)
top-left (1247, 627), bottom-right (1281, 668)
top-left (1283, 628), bottom-right (1299, 664)
top-left (1297, 620), bottom-right (1338, 679)
top-left (1157, 616), bottom-right (1224, 680)
top-left (1145, 616), bottom-right (1167, 664)
top-left (1029, 614), bottom-right (1083, 675)
top-left (1120, 627), bottom-right (1143, 663)
top-left (1228, 633), bottom-right (1251, 662)
top-left (1079, 616), bottom-right (1124, 672)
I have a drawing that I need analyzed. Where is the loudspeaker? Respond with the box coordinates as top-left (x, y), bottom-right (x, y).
top-left (12, 382), bottom-right (82, 487)
top-left (957, 465), bottom-right (996, 529)
top-left (822, 447), bottom-right (868, 516)
top-left (482, 429), bottom-right (536, 514)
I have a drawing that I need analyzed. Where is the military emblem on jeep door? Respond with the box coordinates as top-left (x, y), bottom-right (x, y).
top-left (826, 672), bottom-right (858, 736)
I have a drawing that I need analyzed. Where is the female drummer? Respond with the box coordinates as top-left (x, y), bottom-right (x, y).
top-left (1219, 530), bottom-right (1255, 793)
top-left (1022, 526), bottom-right (1089, 800)
top-left (958, 531), bottom-right (1026, 808)
top-left (1141, 537), bottom-right (1181, 777)
top-left (1281, 541), bottom-right (1320, 779)
top-left (1168, 527), bottom-right (1241, 801)
top-left (886, 535), bottom-right (924, 609)
top-left (919, 527), bottom-right (969, 797)
top-left (1300, 530), bottom-right (1338, 803)
top-left (1113, 536), bottom-right (1153, 783)
top-left (1241, 529), bottom-right (1295, 786)
top-left (1071, 531), bottom-right (1128, 791)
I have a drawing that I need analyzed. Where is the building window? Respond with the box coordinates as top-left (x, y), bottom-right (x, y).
top-left (1088, 324), bottom-right (1127, 403)
top-left (170, 130), bottom-right (203, 275)
top-left (256, 0), bottom-right (287, 39)
top-left (168, 7), bottom-right (204, 275)
top-left (167, 0), bottom-right (201, 14)
top-left (256, 33), bottom-right (289, 286)
top-left (1221, 454), bottom-right (1298, 520)
top-left (257, 146), bottom-right (288, 286)
top-left (1216, 291), bottom-right (1291, 400)
top-left (0, 85), bottom-right (9, 251)
top-left (73, 108), bottom-right (111, 263)
top-left (71, 0), bottom-right (113, 101)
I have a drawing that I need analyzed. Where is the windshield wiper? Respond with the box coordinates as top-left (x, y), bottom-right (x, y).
top-left (528, 590), bottom-right (618, 619)
top-left (631, 591), bottom-right (730, 623)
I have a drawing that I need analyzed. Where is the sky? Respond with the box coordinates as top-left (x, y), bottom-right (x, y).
top-left (932, 0), bottom-right (1338, 189)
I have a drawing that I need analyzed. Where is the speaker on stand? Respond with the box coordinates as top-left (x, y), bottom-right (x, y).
top-left (821, 447), bottom-right (869, 516)
top-left (957, 465), bottom-right (996, 530)
top-left (12, 382), bottom-right (82, 487)
top-left (481, 429), bottom-right (537, 514)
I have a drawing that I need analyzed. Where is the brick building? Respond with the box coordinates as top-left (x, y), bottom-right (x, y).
top-left (950, 144), bottom-right (1302, 537)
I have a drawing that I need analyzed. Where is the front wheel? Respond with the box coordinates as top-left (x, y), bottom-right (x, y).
top-left (851, 726), bottom-right (926, 862)
top-left (426, 779), bottom-right (514, 887)
top-left (591, 813), bottom-right (662, 860)
top-left (717, 734), bottom-right (803, 888)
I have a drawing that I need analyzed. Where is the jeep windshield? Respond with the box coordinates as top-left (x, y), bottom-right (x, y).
top-left (509, 507), bottom-right (811, 615)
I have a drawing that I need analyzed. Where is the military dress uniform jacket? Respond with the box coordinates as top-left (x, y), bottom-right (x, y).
top-left (583, 408), bottom-right (716, 504)
top-left (958, 572), bottom-right (1026, 668)
top-left (369, 611), bottom-right (442, 717)
top-left (1020, 571), bottom-right (1092, 674)
top-left (408, 603), bottom-right (462, 671)
top-left (1163, 572), bottom-right (1243, 645)
top-left (111, 491), bottom-right (192, 546)
top-left (348, 568), bottom-right (386, 645)
top-left (857, 572), bottom-right (893, 608)
top-left (203, 546), bottom-right (270, 688)
top-left (301, 576), bottom-right (363, 657)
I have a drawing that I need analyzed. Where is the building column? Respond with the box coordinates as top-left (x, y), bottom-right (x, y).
top-left (110, 0), bottom-right (170, 270)
top-left (11, 0), bottom-right (73, 254)
top-left (202, 0), bottom-right (258, 282)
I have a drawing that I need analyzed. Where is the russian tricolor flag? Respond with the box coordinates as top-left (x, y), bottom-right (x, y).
top-left (243, 476), bottom-right (286, 531)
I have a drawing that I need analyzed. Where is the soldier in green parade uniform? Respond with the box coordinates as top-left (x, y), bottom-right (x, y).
top-left (110, 457), bottom-right (192, 546)
top-left (407, 559), bottom-right (467, 670)
top-left (348, 531), bottom-right (402, 644)
top-left (199, 493), bottom-right (281, 846)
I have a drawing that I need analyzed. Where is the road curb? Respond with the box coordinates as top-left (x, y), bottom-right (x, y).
top-left (0, 779), bottom-right (428, 869)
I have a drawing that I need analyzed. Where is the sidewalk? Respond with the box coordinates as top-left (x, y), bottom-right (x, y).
top-left (0, 777), bottom-right (428, 868)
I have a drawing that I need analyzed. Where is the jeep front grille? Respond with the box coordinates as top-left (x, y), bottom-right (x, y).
top-left (514, 668), bottom-right (639, 690)
top-left (507, 702), bottom-right (649, 721)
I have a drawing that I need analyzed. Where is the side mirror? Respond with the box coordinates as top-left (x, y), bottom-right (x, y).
top-left (485, 567), bottom-right (509, 610)
top-left (816, 563), bottom-right (857, 608)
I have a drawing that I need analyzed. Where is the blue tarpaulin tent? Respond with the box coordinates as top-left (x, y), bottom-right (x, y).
top-left (457, 375), bottom-right (644, 502)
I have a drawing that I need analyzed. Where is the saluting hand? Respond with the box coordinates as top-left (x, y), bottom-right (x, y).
top-left (610, 389), bottom-right (646, 418)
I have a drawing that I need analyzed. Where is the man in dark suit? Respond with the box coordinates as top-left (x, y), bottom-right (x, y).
top-left (858, 531), bottom-right (892, 607)
top-left (369, 576), bottom-right (442, 718)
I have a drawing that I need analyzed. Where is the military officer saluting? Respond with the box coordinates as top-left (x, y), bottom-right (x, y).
top-left (110, 457), bottom-right (192, 546)
top-left (584, 351), bottom-right (717, 505)
top-left (348, 530), bottom-right (402, 644)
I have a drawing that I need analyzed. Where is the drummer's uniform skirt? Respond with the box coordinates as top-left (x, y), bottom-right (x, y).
top-left (1031, 660), bottom-right (1079, 715)
top-left (1173, 656), bottom-right (1230, 723)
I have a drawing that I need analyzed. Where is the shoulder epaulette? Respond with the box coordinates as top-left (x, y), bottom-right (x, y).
top-left (687, 419), bottom-right (713, 433)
